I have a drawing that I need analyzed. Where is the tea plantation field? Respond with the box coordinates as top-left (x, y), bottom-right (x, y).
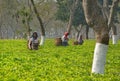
top-left (0, 39), bottom-right (120, 81)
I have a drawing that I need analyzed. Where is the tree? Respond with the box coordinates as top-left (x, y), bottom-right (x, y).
top-left (56, 0), bottom-right (88, 38)
top-left (102, 0), bottom-right (120, 44)
top-left (108, 0), bottom-right (119, 44)
top-left (0, 0), bottom-right (20, 39)
top-left (36, 0), bottom-right (57, 28)
top-left (66, 0), bottom-right (79, 34)
top-left (0, 14), bottom-right (3, 39)
top-left (82, 0), bottom-right (119, 74)
top-left (31, 0), bottom-right (45, 46)
top-left (15, 0), bottom-right (33, 39)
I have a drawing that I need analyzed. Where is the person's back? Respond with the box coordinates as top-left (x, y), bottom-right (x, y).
top-left (28, 32), bottom-right (39, 50)
top-left (30, 37), bottom-right (39, 50)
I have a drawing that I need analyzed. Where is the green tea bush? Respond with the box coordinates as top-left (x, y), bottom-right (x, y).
top-left (0, 39), bottom-right (119, 81)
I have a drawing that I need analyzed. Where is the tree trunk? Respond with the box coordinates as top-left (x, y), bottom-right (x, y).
top-left (111, 23), bottom-right (118, 44)
top-left (0, 15), bottom-right (3, 39)
top-left (0, 22), bottom-right (2, 39)
top-left (26, 20), bottom-right (31, 39)
top-left (26, 0), bottom-right (32, 39)
top-left (83, 0), bottom-right (109, 74)
top-left (86, 25), bottom-right (89, 39)
top-left (103, 0), bottom-right (119, 45)
top-left (74, 24), bottom-right (82, 41)
top-left (31, 0), bottom-right (45, 46)
top-left (108, 0), bottom-right (119, 28)
top-left (103, 0), bottom-right (109, 19)
top-left (0, 26), bottom-right (2, 39)
top-left (67, 10), bottom-right (74, 34)
top-left (67, 0), bottom-right (79, 34)
top-left (108, 0), bottom-right (119, 44)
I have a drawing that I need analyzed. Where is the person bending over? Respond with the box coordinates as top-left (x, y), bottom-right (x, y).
top-left (28, 32), bottom-right (39, 50)
top-left (61, 32), bottom-right (69, 46)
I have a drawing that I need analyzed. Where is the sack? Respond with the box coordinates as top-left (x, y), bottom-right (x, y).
top-left (55, 38), bottom-right (62, 46)
top-left (73, 41), bottom-right (78, 45)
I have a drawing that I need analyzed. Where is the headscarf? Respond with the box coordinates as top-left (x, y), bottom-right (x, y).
top-left (64, 32), bottom-right (69, 39)
top-left (32, 32), bottom-right (38, 39)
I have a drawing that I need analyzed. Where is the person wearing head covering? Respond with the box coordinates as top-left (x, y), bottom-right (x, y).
top-left (28, 32), bottom-right (39, 50)
top-left (61, 32), bottom-right (69, 46)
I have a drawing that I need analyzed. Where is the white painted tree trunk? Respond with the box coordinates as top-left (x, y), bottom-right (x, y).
top-left (92, 43), bottom-right (108, 74)
top-left (40, 35), bottom-right (45, 46)
top-left (27, 36), bottom-right (30, 40)
top-left (112, 35), bottom-right (118, 44)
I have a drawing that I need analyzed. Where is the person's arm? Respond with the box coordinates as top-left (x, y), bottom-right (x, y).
top-left (61, 35), bottom-right (65, 41)
top-left (28, 39), bottom-right (32, 49)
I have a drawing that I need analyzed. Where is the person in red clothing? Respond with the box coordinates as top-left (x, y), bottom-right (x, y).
top-left (61, 32), bottom-right (69, 46)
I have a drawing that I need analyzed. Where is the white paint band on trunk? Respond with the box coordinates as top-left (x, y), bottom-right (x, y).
top-left (27, 36), bottom-right (30, 40)
top-left (40, 36), bottom-right (45, 45)
top-left (112, 35), bottom-right (118, 44)
top-left (92, 43), bottom-right (108, 74)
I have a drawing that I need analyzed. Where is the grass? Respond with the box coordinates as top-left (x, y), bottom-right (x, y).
top-left (0, 39), bottom-right (120, 81)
